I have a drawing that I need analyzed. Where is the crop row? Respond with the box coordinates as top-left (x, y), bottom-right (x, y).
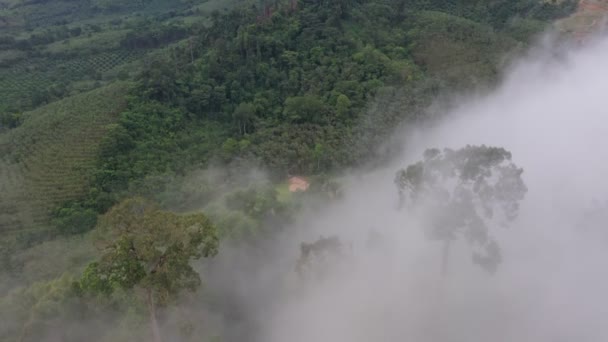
top-left (0, 49), bottom-right (145, 108)
top-left (0, 83), bottom-right (128, 234)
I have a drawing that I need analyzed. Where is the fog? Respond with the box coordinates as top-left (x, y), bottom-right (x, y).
top-left (5, 32), bottom-right (606, 342)
top-left (201, 35), bottom-right (608, 342)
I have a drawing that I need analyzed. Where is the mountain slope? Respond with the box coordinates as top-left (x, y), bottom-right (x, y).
top-left (0, 82), bottom-right (129, 239)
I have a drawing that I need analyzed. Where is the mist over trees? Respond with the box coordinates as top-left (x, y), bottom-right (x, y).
top-left (296, 235), bottom-right (348, 281)
top-left (75, 198), bottom-right (218, 342)
top-left (395, 145), bottom-right (527, 274)
top-left (0, 0), bottom-right (582, 341)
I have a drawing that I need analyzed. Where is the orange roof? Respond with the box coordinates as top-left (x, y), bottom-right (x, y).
top-left (288, 176), bottom-right (309, 192)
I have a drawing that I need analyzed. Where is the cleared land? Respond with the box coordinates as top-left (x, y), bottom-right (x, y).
top-left (556, 0), bottom-right (608, 39)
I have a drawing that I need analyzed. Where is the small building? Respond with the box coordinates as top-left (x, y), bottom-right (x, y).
top-left (288, 176), bottom-right (309, 192)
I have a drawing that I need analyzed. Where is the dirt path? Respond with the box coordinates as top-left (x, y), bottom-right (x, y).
top-left (579, 0), bottom-right (608, 12)
top-left (555, 0), bottom-right (608, 42)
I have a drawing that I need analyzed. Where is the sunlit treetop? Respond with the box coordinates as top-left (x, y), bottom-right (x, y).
top-left (78, 197), bottom-right (218, 304)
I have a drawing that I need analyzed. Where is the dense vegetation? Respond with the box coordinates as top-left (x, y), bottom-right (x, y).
top-left (0, 0), bottom-right (576, 341)
top-left (84, 0), bottom-right (576, 211)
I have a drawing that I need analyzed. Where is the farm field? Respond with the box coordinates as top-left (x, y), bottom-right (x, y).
top-left (0, 82), bottom-right (129, 239)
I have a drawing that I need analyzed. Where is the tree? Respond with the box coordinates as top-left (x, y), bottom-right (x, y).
top-left (76, 198), bottom-right (218, 342)
top-left (335, 93), bottom-right (351, 118)
top-left (1, 274), bottom-right (80, 342)
top-left (312, 143), bottom-right (325, 171)
top-left (225, 185), bottom-right (281, 220)
top-left (0, 111), bottom-right (22, 129)
top-left (232, 102), bottom-right (255, 135)
top-left (52, 203), bottom-right (98, 235)
top-left (221, 138), bottom-right (240, 161)
top-left (395, 145), bottom-right (527, 275)
top-left (283, 95), bottom-right (326, 124)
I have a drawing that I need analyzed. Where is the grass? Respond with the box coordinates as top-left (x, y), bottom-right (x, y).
top-left (0, 82), bottom-right (131, 236)
top-left (275, 182), bottom-right (292, 203)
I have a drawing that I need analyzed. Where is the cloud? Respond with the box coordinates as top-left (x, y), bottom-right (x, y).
top-left (207, 35), bottom-right (608, 342)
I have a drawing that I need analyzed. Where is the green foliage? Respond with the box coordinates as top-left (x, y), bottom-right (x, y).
top-left (52, 203), bottom-right (98, 235)
top-left (335, 94), bottom-right (352, 118)
top-left (122, 0), bottom-right (417, 178)
top-left (225, 186), bottom-right (282, 220)
top-left (0, 233), bottom-right (99, 297)
top-left (396, 0), bottom-right (577, 27)
top-left (283, 95), bottom-right (327, 124)
top-left (61, 0), bottom-right (562, 220)
top-left (0, 111), bottom-right (22, 129)
top-left (0, 50), bottom-right (144, 111)
top-left (120, 23), bottom-right (188, 49)
top-left (74, 197), bottom-right (219, 341)
top-left (78, 261), bottom-right (115, 297)
top-left (209, 209), bottom-right (261, 242)
top-left (90, 99), bottom-right (227, 211)
top-left (505, 18), bottom-right (547, 42)
top-left (109, 0), bottom-right (551, 187)
top-left (407, 11), bottom-right (519, 89)
top-left (0, 0), bottom-right (572, 340)
top-left (197, 182), bottom-right (291, 242)
top-left (0, 274), bottom-right (79, 342)
top-left (0, 0), bottom-right (563, 276)
top-left (0, 83), bottom-right (128, 239)
top-left (232, 102), bottom-right (256, 135)
top-left (77, 197), bottom-right (219, 302)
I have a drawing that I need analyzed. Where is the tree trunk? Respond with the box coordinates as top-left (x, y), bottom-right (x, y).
top-left (440, 239), bottom-right (452, 277)
top-left (146, 289), bottom-right (162, 342)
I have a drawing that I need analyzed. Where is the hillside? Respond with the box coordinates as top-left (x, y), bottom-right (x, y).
top-left (0, 0), bottom-right (242, 111)
top-left (0, 83), bottom-right (129, 239)
top-left (0, 0), bottom-right (582, 341)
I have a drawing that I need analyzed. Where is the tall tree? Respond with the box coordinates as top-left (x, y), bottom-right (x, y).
top-left (395, 145), bottom-right (527, 275)
top-left (232, 102), bottom-right (256, 135)
top-left (77, 198), bottom-right (218, 342)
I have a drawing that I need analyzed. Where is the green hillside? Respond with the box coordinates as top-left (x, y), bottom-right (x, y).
top-left (0, 82), bottom-right (129, 239)
top-left (0, 0), bottom-right (579, 341)
top-left (0, 0), bottom-right (243, 111)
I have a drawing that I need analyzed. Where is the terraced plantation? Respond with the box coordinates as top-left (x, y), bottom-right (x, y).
top-left (0, 0), bottom-right (238, 112)
top-left (0, 82), bottom-right (129, 239)
top-left (0, 50), bottom-right (144, 109)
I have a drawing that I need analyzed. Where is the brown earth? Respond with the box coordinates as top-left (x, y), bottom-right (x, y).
top-left (556, 0), bottom-right (608, 42)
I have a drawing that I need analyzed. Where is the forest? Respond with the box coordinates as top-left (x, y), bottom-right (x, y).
top-left (0, 0), bottom-right (579, 341)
